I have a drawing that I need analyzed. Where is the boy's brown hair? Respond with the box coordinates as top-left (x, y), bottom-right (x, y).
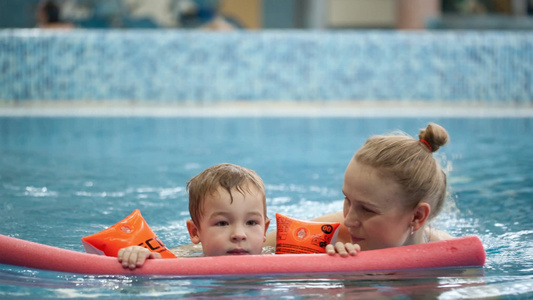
top-left (187, 163), bottom-right (266, 227)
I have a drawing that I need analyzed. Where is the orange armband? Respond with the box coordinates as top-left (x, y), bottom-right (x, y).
top-left (81, 209), bottom-right (176, 259)
top-left (275, 213), bottom-right (340, 254)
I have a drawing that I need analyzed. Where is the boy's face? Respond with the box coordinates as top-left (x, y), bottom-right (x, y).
top-left (186, 184), bottom-right (269, 256)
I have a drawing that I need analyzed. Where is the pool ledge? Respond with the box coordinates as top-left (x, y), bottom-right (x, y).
top-left (0, 102), bottom-right (531, 118)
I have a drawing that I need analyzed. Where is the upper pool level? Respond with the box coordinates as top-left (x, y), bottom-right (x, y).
top-left (1, 30), bottom-right (532, 104)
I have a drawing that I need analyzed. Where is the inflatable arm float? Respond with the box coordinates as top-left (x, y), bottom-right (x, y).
top-left (0, 234), bottom-right (485, 276)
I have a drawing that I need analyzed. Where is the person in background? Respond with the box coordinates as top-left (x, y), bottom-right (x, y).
top-left (36, 0), bottom-right (73, 29)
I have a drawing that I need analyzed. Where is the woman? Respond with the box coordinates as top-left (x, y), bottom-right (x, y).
top-left (265, 123), bottom-right (453, 256)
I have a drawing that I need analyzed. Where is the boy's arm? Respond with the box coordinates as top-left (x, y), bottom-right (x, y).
top-left (117, 246), bottom-right (162, 270)
top-left (311, 212), bottom-right (351, 244)
top-left (263, 211), bottom-right (351, 248)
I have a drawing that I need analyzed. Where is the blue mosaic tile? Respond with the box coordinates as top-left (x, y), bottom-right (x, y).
top-left (0, 30), bottom-right (531, 103)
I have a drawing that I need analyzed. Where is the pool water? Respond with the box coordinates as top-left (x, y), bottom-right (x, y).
top-left (1, 117), bottom-right (532, 299)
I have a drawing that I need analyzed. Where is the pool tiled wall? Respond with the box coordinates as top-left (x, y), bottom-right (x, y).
top-left (1, 30), bottom-right (531, 103)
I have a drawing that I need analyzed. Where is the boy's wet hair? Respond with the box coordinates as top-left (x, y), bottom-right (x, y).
top-left (354, 123), bottom-right (449, 220)
top-left (187, 163), bottom-right (266, 227)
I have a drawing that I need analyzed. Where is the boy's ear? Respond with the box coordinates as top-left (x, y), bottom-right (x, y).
top-left (186, 219), bottom-right (201, 244)
top-left (263, 218), bottom-right (271, 242)
top-left (411, 202), bottom-right (430, 232)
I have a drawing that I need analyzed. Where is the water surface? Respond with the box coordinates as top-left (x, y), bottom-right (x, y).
top-left (1, 117), bottom-right (531, 298)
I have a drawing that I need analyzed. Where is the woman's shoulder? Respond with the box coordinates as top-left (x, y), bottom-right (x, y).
top-left (426, 227), bottom-right (454, 242)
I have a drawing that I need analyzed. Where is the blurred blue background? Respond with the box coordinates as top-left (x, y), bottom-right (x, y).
top-left (0, 1), bottom-right (532, 104)
top-left (2, 0), bottom-right (533, 30)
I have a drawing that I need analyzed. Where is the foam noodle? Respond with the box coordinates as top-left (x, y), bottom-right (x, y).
top-left (81, 209), bottom-right (176, 259)
top-left (275, 213), bottom-right (340, 254)
top-left (0, 234), bottom-right (485, 276)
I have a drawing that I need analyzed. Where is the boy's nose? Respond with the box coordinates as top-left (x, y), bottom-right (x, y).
top-left (231, 227), bottom-right (247, 242)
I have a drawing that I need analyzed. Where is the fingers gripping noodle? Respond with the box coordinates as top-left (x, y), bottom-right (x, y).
top-left (275, 213), bottom-right (340, 254)
top-left (81, 209), bottom-right (176, 259)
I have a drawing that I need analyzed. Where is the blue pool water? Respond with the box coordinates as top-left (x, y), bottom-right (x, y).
top-left (0, 116), bottom-right (532, 298)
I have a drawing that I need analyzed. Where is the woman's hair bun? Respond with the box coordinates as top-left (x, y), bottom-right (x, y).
top-left (418, 123), bottom-right (449, 152)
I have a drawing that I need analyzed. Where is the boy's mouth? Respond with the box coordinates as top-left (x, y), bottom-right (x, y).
top-left (227, 249), bottom-right (249, 255)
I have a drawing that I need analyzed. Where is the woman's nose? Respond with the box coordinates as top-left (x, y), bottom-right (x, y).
top-left (344, 209), bottom-right (362, 228)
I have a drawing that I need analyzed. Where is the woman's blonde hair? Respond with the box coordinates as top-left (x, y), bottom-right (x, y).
top-left (187, 163), bottom-right (266, 227)
top-left (354, 123), bottom-right (449, 220)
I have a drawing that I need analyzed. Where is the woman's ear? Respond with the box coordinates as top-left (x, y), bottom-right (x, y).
top-left (263, 219), bottom-right (271, 242)
top-left (412, 202), bottom-right (430, 231)
top-left (186, 219), bottom-right (201, 244)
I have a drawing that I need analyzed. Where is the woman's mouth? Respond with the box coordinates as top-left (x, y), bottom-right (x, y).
top-left (350, 235), bottom-right (364, 243)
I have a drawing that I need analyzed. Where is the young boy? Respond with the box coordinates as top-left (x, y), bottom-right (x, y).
top-left (118, 163), bottom-right (270, 269)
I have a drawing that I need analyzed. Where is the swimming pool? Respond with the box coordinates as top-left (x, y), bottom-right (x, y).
top-left (0, 115), bottom-right (532, 298)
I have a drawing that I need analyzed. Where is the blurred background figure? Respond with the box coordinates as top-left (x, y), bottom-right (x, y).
top-left (1, 0), bottom-right (532, 30)
top-left (36, 0), bottom-right (74, 29)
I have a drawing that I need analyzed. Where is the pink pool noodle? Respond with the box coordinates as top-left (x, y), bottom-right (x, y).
top-left (0, 234), bottom-right (485, 276)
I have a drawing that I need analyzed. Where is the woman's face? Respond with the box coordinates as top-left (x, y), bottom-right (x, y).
top-left (342, 159), bottom-right (414, 250)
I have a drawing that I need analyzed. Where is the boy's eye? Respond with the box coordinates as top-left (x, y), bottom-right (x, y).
top-left (246, 220), bottom-right (260, 226)
top-left (215, 221), bottom-right (229, 226)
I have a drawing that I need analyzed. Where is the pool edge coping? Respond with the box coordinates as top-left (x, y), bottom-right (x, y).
top-left (0, 102), bottom-right (531, 118)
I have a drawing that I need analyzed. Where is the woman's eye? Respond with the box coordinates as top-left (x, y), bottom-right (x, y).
top-left (361, 206), bottom-right (375, 214)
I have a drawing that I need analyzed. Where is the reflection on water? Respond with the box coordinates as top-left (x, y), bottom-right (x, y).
top-left (3, 267), bottom-right (529, 299)
top-left (1, 266), bottom-right (497, 299)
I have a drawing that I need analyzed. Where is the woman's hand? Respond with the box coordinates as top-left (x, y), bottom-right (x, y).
top-left (117, 246), bottom-right (162, 270)
top-left (325, 242), bottom-right (360, 257)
